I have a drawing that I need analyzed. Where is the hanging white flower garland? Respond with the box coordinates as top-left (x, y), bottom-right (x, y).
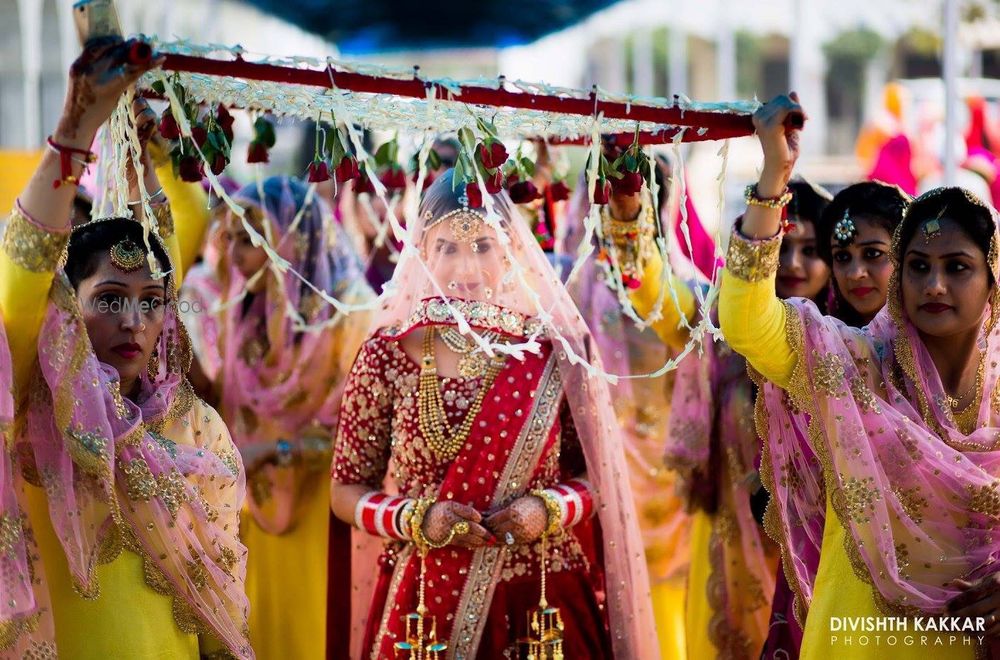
top-left (95, 37), bottom-right (757, 382)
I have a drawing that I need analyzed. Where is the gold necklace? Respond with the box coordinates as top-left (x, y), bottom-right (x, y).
top-left (418, 327), bottom-right (504, 460)
top-left (945, 355), bottom-right (984, 410)
top-left (439, 327), bottom-right (498, 378)
top-left (950, 356), bottom-right (985, 434)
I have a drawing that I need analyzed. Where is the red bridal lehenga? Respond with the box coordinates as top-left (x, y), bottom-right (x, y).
top-left (330, 170), bottom-right (659, 660)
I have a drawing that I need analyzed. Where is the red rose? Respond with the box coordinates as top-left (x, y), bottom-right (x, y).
top-left (308, 160), bottom-right (331, 183)
top-left (548, 180), bottom-right (570, 201)
top-left (178, 155), bottom-right (204, 182)
top-left (592, 177), bottom-right (611, 204)
top-left (380, 166), bottom-right (407, 191)
top-left (335, 156), bottom-right (359, 183)
top-left (209, 153), bottom-right (227, 176)
top-left (509, 180), bottom-right (542, 204)
top-left (355, 171), bottom-right (375, 195)
top-left (216, 105), bottom-right (235, 144)
top-left (191, 126), bottom-right (208, 149)
top-left (247, 141), bottom-right (269, 164)
top-left (484, 169), bottom-right (504, 194)
top-left (158, 112), bottom-right (180, 140)
top-left (476, 140), bottom-right (508, 170)
top-left (465, 181), bottom-right (483, 208)
top-left (610, 171), bottom-right (643, 195)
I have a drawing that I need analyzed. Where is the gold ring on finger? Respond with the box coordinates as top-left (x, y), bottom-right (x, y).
top-left (452, 521), bottom-right (470, 536)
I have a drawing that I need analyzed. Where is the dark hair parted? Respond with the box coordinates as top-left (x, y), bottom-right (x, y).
top-left (787, 177), bottom-right (834, 226)
top-left (816, 181), bottom-right (910, 264)
top-left (894, 187), bottom-right (996, 285)
top-left (65, 217), bottom-right (172, 289)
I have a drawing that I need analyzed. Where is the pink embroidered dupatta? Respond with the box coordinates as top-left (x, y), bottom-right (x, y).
top-left (756, 189), bottom-right (1000, 626)
top-left (3, 264), bottom-right (252, 657)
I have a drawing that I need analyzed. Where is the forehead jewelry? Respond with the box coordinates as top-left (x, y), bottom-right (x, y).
top-left (923, 218), bottom-right (942, 243)
top-left (109, 238), bottom-right (145, 273)
top-left (833, 209), bottom-right (857, 245)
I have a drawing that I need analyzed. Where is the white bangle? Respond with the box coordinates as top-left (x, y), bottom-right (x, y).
top-left (127, 187), bottom-right (165, 206)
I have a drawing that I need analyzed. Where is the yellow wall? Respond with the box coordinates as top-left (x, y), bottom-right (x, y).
top-left (0, 151), bottom-right (43, 214)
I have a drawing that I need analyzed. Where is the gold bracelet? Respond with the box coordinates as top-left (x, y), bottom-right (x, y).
top-left (744, 184), bottom-right (793, 209)
top-left (409, 496), bottom-right (470, 553)
top-left (531, 488), bottom-right (563, 538)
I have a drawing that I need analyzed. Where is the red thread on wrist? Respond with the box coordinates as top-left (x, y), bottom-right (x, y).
top-left (47, 136), bottom-right (97, 189)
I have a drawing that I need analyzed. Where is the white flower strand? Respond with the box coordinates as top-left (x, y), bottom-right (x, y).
top-left (132, 45), bottom-right (749, 381)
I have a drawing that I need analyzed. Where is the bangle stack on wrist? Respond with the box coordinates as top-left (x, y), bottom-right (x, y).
top-left (355, 491), bottom-right (415, 541)
top-left (533, 479), bottom-right (595, 535)
top-left (744, 184), bottom-right (792, 209)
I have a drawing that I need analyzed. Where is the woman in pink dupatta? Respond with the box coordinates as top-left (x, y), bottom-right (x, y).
top-left (330, 169), bottom-right (657, 659)
top-left (757, 180), bottom-right (910, 660)
top-left (603, 159), bottom-right (830, 657)
top-left (721, 94), bottom-right (1000, 660)
top-left (212, 176), bottom-right (374, 659)
top-left (0, 41), bottom-right (250, 658)
top-left (560, 152), bottom-right (717, 659)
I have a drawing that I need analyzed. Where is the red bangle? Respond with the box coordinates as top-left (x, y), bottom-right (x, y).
top-left (549, 478), bottom-right (594, 528)
top-left (47, 136), bottom-right (97, 189)
top-left (354, 492), bottom-right (414, 540)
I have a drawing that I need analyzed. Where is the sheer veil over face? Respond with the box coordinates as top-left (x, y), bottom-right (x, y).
top-left (362, 169), bottom-right (660, 659)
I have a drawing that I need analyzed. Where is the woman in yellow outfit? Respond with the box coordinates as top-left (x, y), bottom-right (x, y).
top-left (0, 43), bottom-right (251, 658)
top-left (602, 175), bottom-right (830, 660)
top-left (718, 94), bottom-right (1000, 659)
top-left (562, 158), bottom-right (696, 660)
top-left (209, 176), bottom-right (374, 660)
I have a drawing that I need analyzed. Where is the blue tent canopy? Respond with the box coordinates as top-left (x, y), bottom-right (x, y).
top-left (240, 0), bottom-right (618, 54)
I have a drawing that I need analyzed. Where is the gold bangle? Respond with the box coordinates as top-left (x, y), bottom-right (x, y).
top-left (410, 496), bottom-right (468, 553)
top-left (744, 184), bottom-right (793, 209)
top-left (531, 488), bottom-right (563, 538)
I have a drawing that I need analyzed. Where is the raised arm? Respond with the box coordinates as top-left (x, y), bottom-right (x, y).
top-left (718, 95), bottom-right (804, 388)
top-left (0, 41), bottom-right (160, 405)
top-left (147, 134), bottom-right (211, 281)
top-left (604, 190), bottom-right (698, 351)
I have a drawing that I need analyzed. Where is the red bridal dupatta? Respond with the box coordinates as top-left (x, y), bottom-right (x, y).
top-left (754, 188), bottom-right (1000, 636)
top-left (333, 169), bottom-right (658, 660)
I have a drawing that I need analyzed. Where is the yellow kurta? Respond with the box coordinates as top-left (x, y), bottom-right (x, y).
top-left (621, 250), bottom-right (698, 658)
top-left (1, 229), bottom-right (197, 658)
top-left (719, 269), bottom-right (976, 660)
top-left (1, 197), bottom-right (232, 658)
top-left (243, 479), bottom-right (330, 660)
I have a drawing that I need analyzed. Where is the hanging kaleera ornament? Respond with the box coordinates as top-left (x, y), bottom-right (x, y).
top-left (395, 547), bottom-right (448, 659)
top-left (517, 532), bottom-right (565, 659)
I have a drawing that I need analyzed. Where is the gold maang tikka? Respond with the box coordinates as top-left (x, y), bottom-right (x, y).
top-left (923, 206), bottom-right (947, 244)
top-left (109, 238), bottom-right (146, 272)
